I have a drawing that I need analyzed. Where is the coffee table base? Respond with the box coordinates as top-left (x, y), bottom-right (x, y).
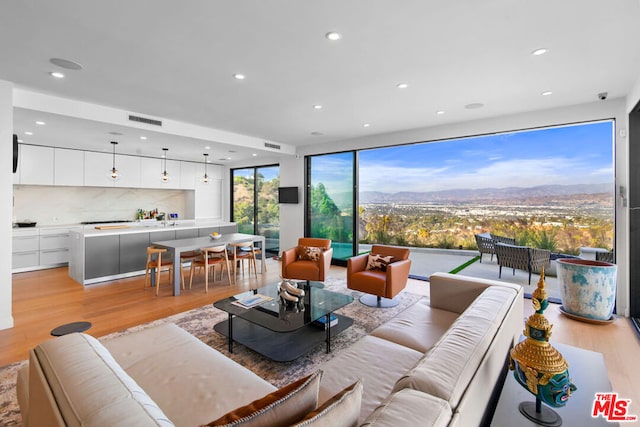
top-left (214, 314), bottom-right (353, 362)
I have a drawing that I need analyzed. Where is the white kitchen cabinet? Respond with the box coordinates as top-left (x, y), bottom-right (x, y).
top-left (113, 154), bottom-right (141, 188)
top-left (141, 157), bottom-right (181, 189)
top-left (54, 148), bottom-right (84, 186)
top-left (140, 157), bottom-right (163, 188)
top-left (12, 229), bottom-right (40, 271)
top-left (195, 178), bottom-right (223, 219)
top-left (19, 145), bottom-right (54, 185)
top-left (180, 161), bottom-right (197, 189)
top-left (160, 159), bottom-right (182, 189)
top-left (84, 151), bottom-right (114, 187)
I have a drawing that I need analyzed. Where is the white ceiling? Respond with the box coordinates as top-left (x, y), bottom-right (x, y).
top-left (2, 1), bottom-right (640, 163)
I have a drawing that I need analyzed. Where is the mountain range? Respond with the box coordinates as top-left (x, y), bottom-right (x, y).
top-left (358, 183), bottom-right (612, 204)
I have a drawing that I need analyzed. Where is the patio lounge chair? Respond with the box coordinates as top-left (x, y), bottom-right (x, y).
top-left (494, 242), bottom-right (550, 285)
top-left (474, 232), bottom-right (516, 262)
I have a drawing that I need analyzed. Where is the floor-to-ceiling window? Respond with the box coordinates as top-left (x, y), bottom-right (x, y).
top-left (232, 165), bottom-right (280, 255)
top-left (306, 152), bottom-right (356, 263)
top-left (306, 121), bottom-right (615, 273)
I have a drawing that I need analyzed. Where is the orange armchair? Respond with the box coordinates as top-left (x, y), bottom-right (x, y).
top-left (281, 238), bottom-right (333, 283)
top-left (347, 245), bottom-right (411, 307)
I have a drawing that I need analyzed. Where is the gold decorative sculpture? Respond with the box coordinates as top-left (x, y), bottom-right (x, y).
top-left (509, 267), bottom-right (576, 426)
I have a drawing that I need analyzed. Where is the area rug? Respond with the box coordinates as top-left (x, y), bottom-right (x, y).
top-left (0, 277), bottom-right (424, 426)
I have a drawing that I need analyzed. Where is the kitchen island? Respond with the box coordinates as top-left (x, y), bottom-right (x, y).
top-left (68, 221), bottom-right (238, 285)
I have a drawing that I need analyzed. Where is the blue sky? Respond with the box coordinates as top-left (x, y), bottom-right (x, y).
top-left (313, 121), bottom-right (614, 194)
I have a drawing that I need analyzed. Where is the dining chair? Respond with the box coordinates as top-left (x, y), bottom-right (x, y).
top-left (189, 245), bottom-right (232, 292)
top-left (144, 246), bottom-right (175, 296)
top-left (228, 241), bottom-right (258, 280)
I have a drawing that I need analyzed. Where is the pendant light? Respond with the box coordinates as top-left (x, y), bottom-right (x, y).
top-left (202, 153), bottom-right (209, 183)
top-left (110, 141), bottom-right (119, 180)
top-left (161, 148), bottom-right (169, 182)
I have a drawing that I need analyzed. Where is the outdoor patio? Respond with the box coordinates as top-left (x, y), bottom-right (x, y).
top-left (394, 246), bottom-right (562, 302)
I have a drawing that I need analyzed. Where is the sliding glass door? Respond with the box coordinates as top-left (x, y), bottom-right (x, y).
top-left (232, 165), bottom-right (280, 255)
top-left (306, 152), bottom-right (356, 263)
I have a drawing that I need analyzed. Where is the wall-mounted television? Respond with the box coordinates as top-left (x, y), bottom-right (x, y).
top-left (278, 186), bottom-right (299, 204)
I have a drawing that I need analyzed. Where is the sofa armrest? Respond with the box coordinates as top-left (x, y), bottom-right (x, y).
top-left (429, 272), bottom-right (521, 314)
top-left (385, 259), bottom-right (412, 298)
top-left (348, 253), bottom-right (369, 274)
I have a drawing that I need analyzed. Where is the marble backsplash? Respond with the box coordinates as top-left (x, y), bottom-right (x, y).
top-left (13, 185), bottom-right (193, 226)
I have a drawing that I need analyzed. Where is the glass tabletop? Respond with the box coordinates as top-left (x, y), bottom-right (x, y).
top-left (213, 281), bottom-right (354, 333)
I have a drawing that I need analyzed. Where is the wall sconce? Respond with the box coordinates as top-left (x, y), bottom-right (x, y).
top-left (161, 148), bottom-right (169, 182)
top-left (202, 153), bottom-right (209, 184)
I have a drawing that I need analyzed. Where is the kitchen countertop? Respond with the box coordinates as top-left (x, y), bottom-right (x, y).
top-left (13, 220), bottom-right (236, 236)
top-left (75, 221), bottom-right (236, 237)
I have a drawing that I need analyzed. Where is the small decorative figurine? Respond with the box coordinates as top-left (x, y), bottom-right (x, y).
top-left (509, 267), bottom-right (577, 426)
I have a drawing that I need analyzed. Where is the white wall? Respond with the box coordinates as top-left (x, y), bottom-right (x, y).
top-left (0, 80), bottom-right (14, 330)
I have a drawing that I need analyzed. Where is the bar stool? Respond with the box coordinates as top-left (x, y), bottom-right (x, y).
top-left (144, 247), bottom-right (175, 296)
top-left (189, 245), bottom-right (232, 292)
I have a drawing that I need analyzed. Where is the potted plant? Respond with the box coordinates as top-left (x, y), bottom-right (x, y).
top-left (556, 259), bottom-right (617, 322)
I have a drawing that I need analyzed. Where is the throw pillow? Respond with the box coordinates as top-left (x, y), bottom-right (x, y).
top-left (291, 379), bottom-right (363, 427)
top-left (298, 246), bottom-right (323, 261)
top-left (202, 370), bottom-right (322, 427)
top-left (365, 253), bottom-right (393, 271)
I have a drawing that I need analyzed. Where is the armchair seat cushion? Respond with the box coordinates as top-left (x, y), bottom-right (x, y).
top-left (285, 260), bottom-right (320, 279)
top-left (349, 270), bottom-right (387, 295)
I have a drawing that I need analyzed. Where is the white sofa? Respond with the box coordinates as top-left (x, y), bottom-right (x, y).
top-left (16, 272), bottom-right (522, 426)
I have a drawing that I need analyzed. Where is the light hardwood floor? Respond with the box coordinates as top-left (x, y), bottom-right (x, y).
top-left (2, 262), bottom-right (639, 415)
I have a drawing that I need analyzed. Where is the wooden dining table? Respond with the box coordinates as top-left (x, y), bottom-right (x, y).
top-left (151, 233), bottom-right (267, 295)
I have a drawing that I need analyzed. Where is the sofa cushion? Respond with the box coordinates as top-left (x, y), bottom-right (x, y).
top-left (103, 323), bottom-right (277, 426)
top-left (318, 335), bottom-right (423, 425)
top-left (292, 379), bottom-right (363, 427)
top-left (393, 286), bottom-right (517, 409)
top-left (370, 298), bottom-right (459, 353)
top-left (361, 388), bottom-right (452, 427)
top-left (203, 370), bottom-right (321, 426)
top-left (32, 332), bottom-right (173, 427)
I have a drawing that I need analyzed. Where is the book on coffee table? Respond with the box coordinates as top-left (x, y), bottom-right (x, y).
top-left (232, 293), bottom-right (273, 309)
top-left (313, 314), bottom-right (338, 329)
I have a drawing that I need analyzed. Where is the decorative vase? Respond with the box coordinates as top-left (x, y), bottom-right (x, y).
top-left (556, 259), bottom-right (617, 321)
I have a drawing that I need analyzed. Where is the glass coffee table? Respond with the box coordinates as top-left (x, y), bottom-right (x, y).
top-left (213, 281), bottom-right (354, 362)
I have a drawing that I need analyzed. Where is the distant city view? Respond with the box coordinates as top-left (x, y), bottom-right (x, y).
top-left (310, 120), bottom-right (615, 256)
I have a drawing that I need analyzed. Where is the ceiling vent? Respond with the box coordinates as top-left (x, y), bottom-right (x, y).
top-left (128, 114), bottom-right (162, 126)
top-left (264, 142), bottom-right (281, 150)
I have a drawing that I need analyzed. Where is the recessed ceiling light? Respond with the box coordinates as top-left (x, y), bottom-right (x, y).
top-left (140, 136), bottom-right (147, 140)
top-left (313, 105), bottom-right (323, 109)
top-left (325, 32), bottom-right (342, 41)
top-left (24, 131), bottom-right (33, 135)
top-left (252, 153), bottom-right (257, 157)
top-left (542, 91), bottom-right (553, 96)
top-left (49, 71), bottom-right (65, 79)
top-left (397, 83), bottom-right (409, 89)
top-left (465, 103), bottom-right (484, 109)
top-left (311, 131), bottom-right (324, 136)
top-left (226, 157), bottom-right (232, 160)
top-left (229, 150), bottom-right (237, 153)
top-left (35, 121), bottom-right (46, 125)
top-left (436, 110), bottom-right (445, 115)
top-left (205, 146), bottom-right (211, 150)
top-left (233, 73), bottom-right (246, 80)
top-left (108, 131), bottom-right (123, 136)
top-left (532, 48), bottom-right (548, 56)
top-left (49, 58), bottom-right (83, 70)
top-left (363, 123), bottom-right (371, 128)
